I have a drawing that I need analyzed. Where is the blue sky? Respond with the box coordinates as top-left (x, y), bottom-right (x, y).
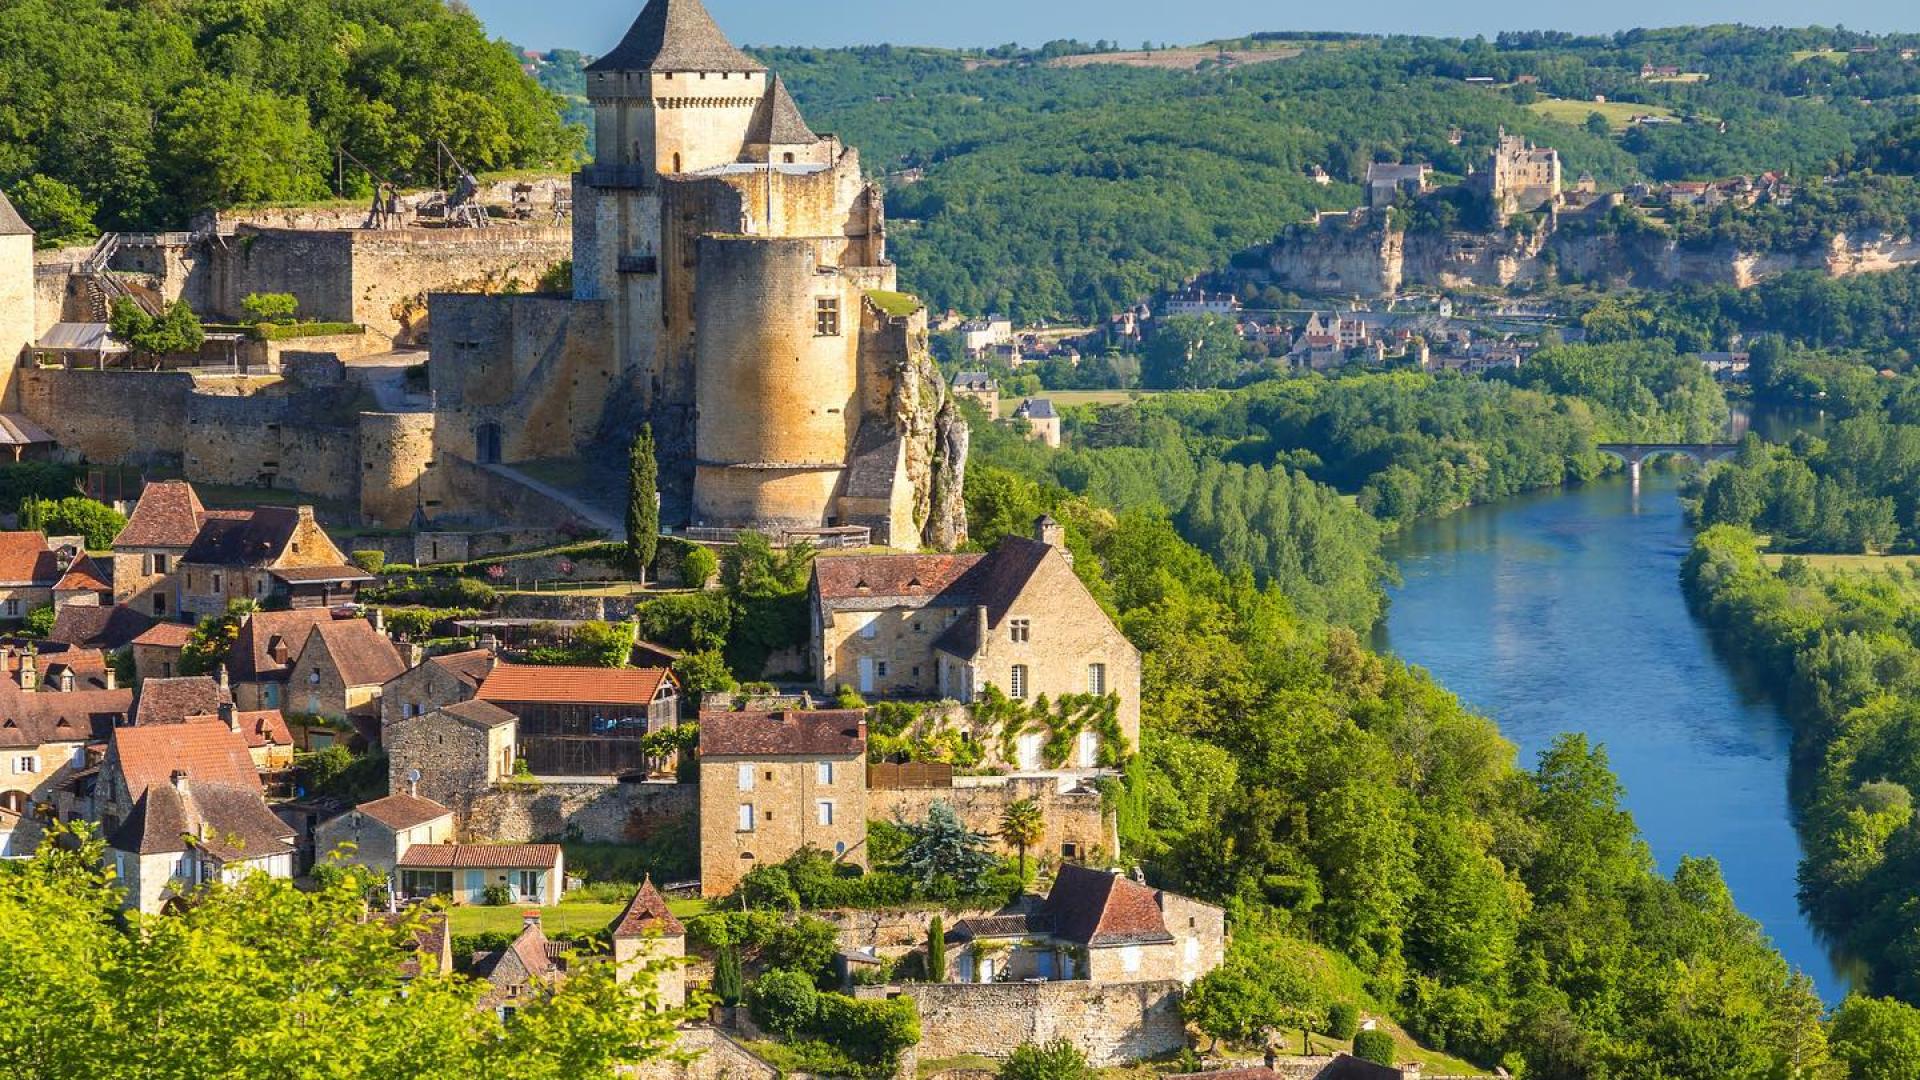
top-left (467, 0), bottom-right (1916, 53)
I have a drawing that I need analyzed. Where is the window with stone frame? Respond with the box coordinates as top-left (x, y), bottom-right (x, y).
top-left (815, 297), bottom-right (841, 337)
top-left (1010, 619), bottom-right (1031, 643)
top-left (1088, 663), bottom-right (1107, 696)
top-left (737, 803), bottom-right (755, 832)
top-left (1010, 664), bottom-right (1029, 700)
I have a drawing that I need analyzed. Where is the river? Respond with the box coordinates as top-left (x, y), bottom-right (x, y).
top-left (1373, 469), bottom-right (1850, 1002)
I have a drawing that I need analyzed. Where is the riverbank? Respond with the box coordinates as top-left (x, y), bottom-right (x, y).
top-left (1376, 472), bottom-right (1849, 1001)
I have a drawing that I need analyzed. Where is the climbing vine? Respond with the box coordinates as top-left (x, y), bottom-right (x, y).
top-left (973, 686), bottom-right (1128, 768)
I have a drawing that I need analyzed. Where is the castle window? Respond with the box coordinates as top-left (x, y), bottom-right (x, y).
top-left (815, 298), bottom-right (841, 337)
top-left (1010, 619), bottom-right (1031, 644)
top-left (672, 153), bottom-right (682, 174)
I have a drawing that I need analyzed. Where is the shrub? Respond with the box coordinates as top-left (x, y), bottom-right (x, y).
top-left (350, 550), bottom-right (387, 574)
top-left (242, 292), bottom-right (299, 323)
top-left (682, 545), bottom-right (719, 588)
top-left (20, 495), bottom-right (126, 550)
top-left (1353, 1030), bottom-right (1397, 1067)
top-left (999, 1040), bottom-right (1091, 1080)
top-left (481, 883), bottom-right (514, 907)
top-left (1326, 1002), bottom-right (1361, 1040)
top-left (673, 649), bottom-right (737, 694)
top-left (765, 917), bottom-right (840, 981)
top-left (747, 969), bottom-right (819, 1037)
top-left (22, 605), bottom-right (55, 637)
top-left (738, 866), bottom-right (799, 912)
top-left (815, 993), bottom-right (920, 1068)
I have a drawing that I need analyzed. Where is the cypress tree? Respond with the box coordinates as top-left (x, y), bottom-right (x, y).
top-left (926, 916), bottom-right (947, 983)
top-left (626, 424), bottom-right (659, 582)
top-left (712, 945), bottom-right (743, 1006)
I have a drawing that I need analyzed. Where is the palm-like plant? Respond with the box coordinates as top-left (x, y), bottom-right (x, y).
top-left (999, 798), bottom-right (1046, 882)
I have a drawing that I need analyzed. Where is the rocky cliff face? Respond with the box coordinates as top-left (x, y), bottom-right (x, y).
top-left (1265, 221), bottom-right (1920, 297)
top-left (882, 309), bottom-right (969, 551)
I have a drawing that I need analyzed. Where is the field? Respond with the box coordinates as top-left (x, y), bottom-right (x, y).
top-left (445, 897), bottom-right (709, 937)
top-left (1762, 552), bottom-right (1920, 575)
top-left (1046, 46), bottom-right (1301, 71)
top-left (1529, 97), bottom-right (1680, 133)
top-left (1793, 49), bottom-right (1849, 64)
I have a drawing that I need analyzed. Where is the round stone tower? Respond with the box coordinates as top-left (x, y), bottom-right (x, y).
top-left (0, 189), bottom-right (35, 412)
top-left (691, 237), bottom-right (860, 531)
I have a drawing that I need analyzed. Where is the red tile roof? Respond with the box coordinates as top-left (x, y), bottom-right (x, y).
top-left (352, 792), bottom-right (452, 831)
top-left (132, 676), bottom-right (232, 726)
top-left (54, 554), bottom-right (110, 594)
top-left (0, 531), bottom-right (58, 586)
top-left (610, 878), bottom-right (684, 938)
top-left (813, 552), bottom-right (984, 603)
top-left (426, 649), bottom-right (496, 688)
top-left (182, 709), bottom-right (294, 750)
top-left (0, 687), bottom-right (132, 747)
top-left (698, 709), bottom-right (866, 758)
top-left (477, 662), bottom-right (675, 709)
top-left (230, 609), bottom-right (341, 681)
top-left (132, 622), bottom-right (197, 649)
top-left (1043, 864), bottom-right (1174, 947)
top-left (395, 843), bottom-right (562, 871)
top-left (304, 619), bottom-right (406, 688)
top-left (113, 481), bottom-right (207, 549)
top-left (110, 719), bottom-right (261, 799)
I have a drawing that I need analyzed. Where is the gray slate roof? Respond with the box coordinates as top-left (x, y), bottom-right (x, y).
top-left (751, 76), bottom-right (817, 144)
top-left (586, 0), bottom-right (766, 74)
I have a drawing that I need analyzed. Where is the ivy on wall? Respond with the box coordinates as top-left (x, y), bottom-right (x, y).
top-left (972, 686), bottom-right (1128, 769)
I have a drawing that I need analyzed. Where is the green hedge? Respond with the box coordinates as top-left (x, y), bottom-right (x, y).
top-left (1353, 1030), bottom-right (1397, 1066)
top-left (254, 321), bottom-right (364, 341)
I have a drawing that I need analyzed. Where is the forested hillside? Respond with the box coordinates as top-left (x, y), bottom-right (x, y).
top-left (0, 0), bottom-right (577, 241)
top-left (759, 27), bottom-right (1920, 322)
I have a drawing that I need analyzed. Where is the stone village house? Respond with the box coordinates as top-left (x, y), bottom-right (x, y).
top-left (474, 662), bottom-right (680, 777)
top-left (383, 698), bottom-right (520, 830)
top-left (284, 616), bottom-right (407, 741)
top-left (697, 709), bottom-right (868, 897)
top-left (810, 517), bottom-right (1141, 769)
top-left (313, 790), bottom-right (455, 876)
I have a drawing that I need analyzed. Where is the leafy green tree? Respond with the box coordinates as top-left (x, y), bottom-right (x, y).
top-left (1353, 1030), bottom-right (1397, 1066)
top-left (626, 426), bottom-right (659, 581)
top-left (1831, 995), bottom-right (1920, 1080)
top-left (110, 298), bottom-right (205, 358)
top-left (997, 1040), bottom-right (1091, 1080)
top-left (177, 600), bottom-right (257, 676)
top-left (747, 969), bottom-right (819, 1037)
top-left (21, 605), bottom-right (54, 638)
top-left (711, 945), bottom-right (744, 1007)
top-left (18, 496), bottom-right (125, 550)
top-left (671, 649), bottom-right (737, 694)
top-left (241, 292), bottom-right (298, 323)
top-left (897, 802), bottom-right (999, 892)
top-left (9, 175), bottom-right (96, 249)
top-left (998, 798), bottom-right (1045, 881)
top-left (1144, 315), bottom-right (1242, 390)
top-left (681, 545), bottom-right (718, 589)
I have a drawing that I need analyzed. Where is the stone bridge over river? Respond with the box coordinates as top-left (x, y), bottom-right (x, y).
top-left (1598, 443), bottom-right (1740, 487)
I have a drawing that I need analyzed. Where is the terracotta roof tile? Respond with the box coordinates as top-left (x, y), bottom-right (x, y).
top-left (54, 553), bottom-right (110, 594)
top-left (0, 531), bottom-right (59, 586)
top-left (395, 843), bottom-right (563, 871)
top-left (0, 686), bottom-right (131, 747)
top-left (182, 709), bottom-right (294, 749)
top-left (133, 676), bottom-right (232, 726)
top-left (611, 878), bottom-right (684, 938)
top-left (113, 482), bottom-right (206, 550)
top-left (1043, 864), bottom-right (1173, 947)
top-left (132, 622), bottom-right (197, 649)
top-left (182, 507), bottom-right (302, 567)
top-left (304, 620), bottom-right (406, 687)
top-left (477, 662), bottom-right (674, 709)
top-left (427, 649), bottom-right (496, 688)
top-left (351, 792), bottom-right (452, 831)
top-left (813, 552), bottom-right (985, 605)
top-left (230, 609), bottom-right (341, 681)
top-left (109, 719), bottom-right (261, 800)
top-left (51, 605), bottom-right (154, 650)
top-left (698, 709), bottom-right (866, 758)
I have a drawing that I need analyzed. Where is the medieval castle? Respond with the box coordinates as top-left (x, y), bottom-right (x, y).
top-left (0, 0), bottom-right (968, 551)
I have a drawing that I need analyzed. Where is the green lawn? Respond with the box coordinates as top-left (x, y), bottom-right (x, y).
top-left (1528, 97), bottom-right (1678, 133)
top-left (999, 390), bottom-right (1162, 408)
top-left (1762, 552), bottom-right (1920, 578)
top-left (1792, 49), bottom-right (1848, 64)
top-left (444, 897), bottom-right (709, 937)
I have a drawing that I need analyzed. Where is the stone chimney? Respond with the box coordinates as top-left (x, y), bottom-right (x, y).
top-left (19, 647), bottom-right (35, 691)
top-left (170, 768), bottom-right (189, 792)
top-left (370, 607), bottom-right (385, 636)
top-left (522, 910), bottom-right (542, 931)
top-left (1034, 514), bottom-right (1065, 549)
top-left (975, 604), bottom-right (989, 648)
top-left (216, 663), bottom-right (230, 694)
top-left (59, 669), bottom-right (73, 693)
top-left (105, 664), bottom-right (117, 691)
top-left (219, 702), bottom-right (238, 733)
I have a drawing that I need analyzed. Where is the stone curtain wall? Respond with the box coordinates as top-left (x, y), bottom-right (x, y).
top-left (886, 980), bottom-right (1188, 1067)
top-left (466, 779), bottom-right (694, 845)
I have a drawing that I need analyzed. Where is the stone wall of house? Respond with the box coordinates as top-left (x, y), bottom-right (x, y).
top-left (466, 778), bottom-right (694, 845)
top-left (386, 709), bottom-right (514, 825)
top-left (818, 905), bottom-right (1004, 956)
top-left (880, 980), bottom-right (1188, 1067)
top-left (872, 775), bottom-right (1117, 866)
top-left (699, 754), bottom-right (868, 897)
top-left (630, 1027), bottom-right (778, 1080)
top-left (1, 230), bottom-right (35, 410)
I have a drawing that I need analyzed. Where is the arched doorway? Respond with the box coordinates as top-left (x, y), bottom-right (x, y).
top-left (476, 422), bottom-right (503, 465)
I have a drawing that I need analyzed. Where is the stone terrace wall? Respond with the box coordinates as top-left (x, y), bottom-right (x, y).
top-left (882, 980), bottom-right (1187, 1067)
top-left (819, 905), bottom-right (1003, 955)
top-left (631, 1027), bottom-right (778, 1080)
top-left (874, 775), bottom-right (1116, 865)
top-left (466, 778), bottom-right (694, 844)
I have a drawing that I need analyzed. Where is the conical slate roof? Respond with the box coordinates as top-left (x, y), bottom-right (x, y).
top-left (0, 190), bottom-right (33, 237)
top-left (751, 76), bottom-right (817, 145)
top-left (587, 0), bottom-right (766, 74)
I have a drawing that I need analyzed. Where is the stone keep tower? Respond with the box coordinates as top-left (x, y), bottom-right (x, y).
top-left (570, 0), bottom-right (967, 548)
top-left (0, 190), bottom-right (33, 412)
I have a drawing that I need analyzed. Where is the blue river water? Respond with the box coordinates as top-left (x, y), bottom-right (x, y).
top-left (1373, 470), bottom-right (1848, 1002)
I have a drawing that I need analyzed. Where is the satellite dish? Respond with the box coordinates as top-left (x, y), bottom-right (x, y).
top-left (406, 768), bottom-right (422, 784)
